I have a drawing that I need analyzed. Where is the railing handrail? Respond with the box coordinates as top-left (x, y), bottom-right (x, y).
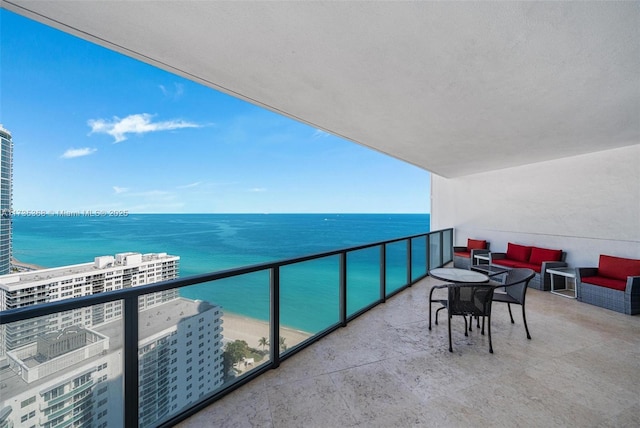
top-left (0, 228), bottom-right (451, 325)
top-left (1, 227), bottom-right (454, 428)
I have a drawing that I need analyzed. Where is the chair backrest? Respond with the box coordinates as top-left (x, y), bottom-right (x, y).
top-left (503, 268), bottom-right (535, 303)
top-left (448, 282), bottom-right (497, 317)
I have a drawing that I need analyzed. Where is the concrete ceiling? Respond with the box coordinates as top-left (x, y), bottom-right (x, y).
top-left (3, 1), bottom-right (639, 177)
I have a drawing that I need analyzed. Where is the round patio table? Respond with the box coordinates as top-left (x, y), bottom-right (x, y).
top-left (428, 268), bottom-right (490, 331)
top-left (428, 267), bottom-right (489, 283)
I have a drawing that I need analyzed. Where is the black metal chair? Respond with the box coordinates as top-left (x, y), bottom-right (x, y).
top-left (434, 282), bottom-right (497, 353)
top-left (491, 268), bottom-right (536, 339)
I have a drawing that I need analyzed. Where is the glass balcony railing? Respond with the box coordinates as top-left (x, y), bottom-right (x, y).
top-left (0, 228), bottom-right (453, 428)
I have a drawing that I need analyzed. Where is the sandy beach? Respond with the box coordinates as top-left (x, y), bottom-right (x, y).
top-left (221, 312), bottom-right (312, 351)
top-left (11, 258), bottom-right (46, 271)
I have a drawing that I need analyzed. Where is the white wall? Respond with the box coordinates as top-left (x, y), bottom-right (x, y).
top-left (431, 145), bottom-right (640, 267)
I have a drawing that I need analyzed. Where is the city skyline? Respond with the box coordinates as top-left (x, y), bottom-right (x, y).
top-left (0, 10), bottom-right (430, 214)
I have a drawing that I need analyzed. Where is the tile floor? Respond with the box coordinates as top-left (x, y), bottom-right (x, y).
top-left (177, 275), bottom-right (640, 428)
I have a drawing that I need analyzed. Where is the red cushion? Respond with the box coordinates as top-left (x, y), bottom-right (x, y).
top-left (506, 243), bottom-right (531, 263)
top-left (492, 259), bottom-right (522, 269)
top-left (581, 275), bottom-right (627, 291)
top-left (467, 239), bottom-right (487, 250)
top-left (598, 255), bottom-right (640, 281)
top-left (454, 251), bottom-right (471, 258)
top-left (529, 247), bottom-right (563, 265)
top-left (492, 259), bottom-right (542, 273)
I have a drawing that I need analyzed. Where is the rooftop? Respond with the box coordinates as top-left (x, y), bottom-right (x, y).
top-left (177, 274), bottom-right (640, 427)
top-left (1, 297), bottom-right (215, 395)
top-left (0, 252), bottom-right (178, 287)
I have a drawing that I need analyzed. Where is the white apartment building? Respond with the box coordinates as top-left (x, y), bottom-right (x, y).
top-left (137, 299), bottom-right (224, 427)
top-left (0, 298), bottom-right (224, 428)
top-left (0, 252), bottom-right (180, 354)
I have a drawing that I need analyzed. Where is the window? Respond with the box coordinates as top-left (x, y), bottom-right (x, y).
top-left (21, 396), bottom-right (35, 408)
top-left (44, 385), bottom-right (65, 401)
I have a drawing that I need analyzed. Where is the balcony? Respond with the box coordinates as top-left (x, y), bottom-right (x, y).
top-left (0, 229), bottom-right (452, 428)
top-left (2, 227), bottom-right (638, 427)
top-left (177, 274), bottom-right (640, 427)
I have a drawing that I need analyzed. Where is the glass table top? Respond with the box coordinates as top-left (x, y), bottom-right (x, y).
top-left (429, 267), bottom-right (489, 283)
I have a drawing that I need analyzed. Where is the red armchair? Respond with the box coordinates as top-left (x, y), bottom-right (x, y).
top-left (453, 239), bottom-right (489, 269)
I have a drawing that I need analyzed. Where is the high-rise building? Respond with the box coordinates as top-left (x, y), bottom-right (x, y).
top-left (0, 252), bottom-right (180, 355)
top-left (0, 298), bottom-right (224, 428)
top-left (0, 251), bottom-right (225, 428)
top-left (0, 125), bottom-right (13, 275)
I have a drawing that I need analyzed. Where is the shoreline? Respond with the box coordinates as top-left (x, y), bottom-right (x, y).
top-left (11, 257), bottom-right (46, 272)
top-left (221, 311), bottom-right (312, 351)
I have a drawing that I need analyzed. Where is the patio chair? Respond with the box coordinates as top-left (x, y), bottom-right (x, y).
top-left (453, 238), bottom-right (490, 269)
top-left (434, 282), bottom-right (497, 353)
top-left (491, 268), bottom-right (536, 339)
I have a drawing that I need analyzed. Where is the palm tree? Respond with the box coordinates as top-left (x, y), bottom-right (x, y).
top-left (258, 336), bottom-right (269, 351)
top-left (279, 336), bottom-right (287, 352)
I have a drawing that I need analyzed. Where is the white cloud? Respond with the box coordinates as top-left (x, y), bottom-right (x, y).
top-left (88, 113), bottom-right (201, 143)
top-left (61, 147), bottom-right (97, 159)
top-left (313, 129), bottom-right (330, 138)
top-left (178, 182), bottom-right (202, 189)
top-left (249, 187), bottom-right (267, 192)
top-left (159, 83), bottom-right (184, 99)
top-left (113, 186), bottom-right (129, 194)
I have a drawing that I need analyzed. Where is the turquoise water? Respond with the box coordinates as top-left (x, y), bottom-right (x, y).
top-left (12, 214), bottom-right (430, 331)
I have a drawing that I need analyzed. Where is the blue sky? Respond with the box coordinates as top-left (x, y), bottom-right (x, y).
top-left (0, 10), bottom-right (430, 214)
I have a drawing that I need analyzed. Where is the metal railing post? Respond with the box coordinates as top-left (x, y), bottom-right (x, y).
top-left (270, 266), bottom-right (280, 369)
top-left (123, 295), bottom-right (140, 427)
top-left (406, 238), bottom-right (412, 286)
top-left (426, 234), bottom-right (431, 271)
top-left (339, 252), bottom-right (347, 327)
top-left (380, 244), bottom-right (386, 302)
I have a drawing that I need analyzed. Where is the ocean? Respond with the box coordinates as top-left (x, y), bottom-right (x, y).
top-left (12, 213), bottom-right (430, 332)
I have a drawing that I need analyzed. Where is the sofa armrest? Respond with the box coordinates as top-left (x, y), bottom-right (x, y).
top-left (576, 267), bottom-right (598, 283)
top-left (489, 252), bottom-right (506, 262)
top-left (626, 276), bottom-right (640, 295)
top-left (453, 246), bottom-right (467, 252)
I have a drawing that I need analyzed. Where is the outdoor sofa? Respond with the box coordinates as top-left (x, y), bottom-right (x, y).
top-left (453, 238), bottom-right (490, 269)
top-left (576, 254), bottom-right (640, 315)
top-left (489, 242), bottom-right (566, 291)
